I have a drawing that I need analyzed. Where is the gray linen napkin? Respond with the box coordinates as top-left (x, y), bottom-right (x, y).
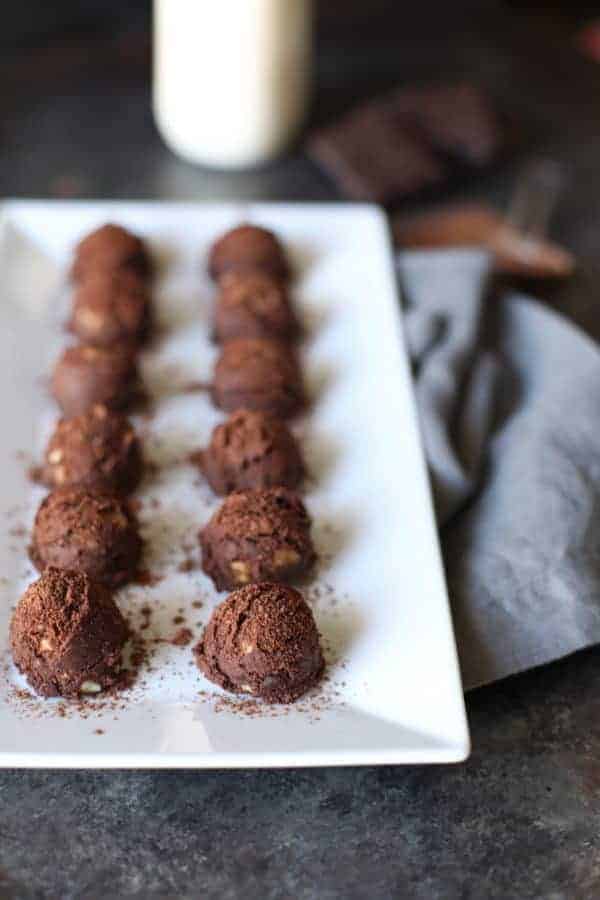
top-left (399, 249), bottom-right (600, 690)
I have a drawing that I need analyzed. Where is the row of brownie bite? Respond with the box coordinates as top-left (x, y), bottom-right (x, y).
top-left (191, 225), bottom-right (324, 702)
top-left (195, 226), bottom-right (316, 591)
top-left (10, 222), bottom-right (324, 704)
top-left (10, 224), bottom-right (154, 698)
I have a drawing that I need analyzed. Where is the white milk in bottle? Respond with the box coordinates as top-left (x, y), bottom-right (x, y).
top-left (153, 0), bottom-right (314, 168)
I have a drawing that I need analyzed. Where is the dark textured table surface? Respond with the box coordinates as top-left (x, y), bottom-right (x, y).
top-left (3, 5), bottom-right (600, 899)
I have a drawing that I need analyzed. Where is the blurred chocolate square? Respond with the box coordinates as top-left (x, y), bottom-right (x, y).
top-left (307, 82), bottom-right (504, 206)
top-left (307, 103), bottom-right (445, 204)
top-left (388, 82), bottom-right (503, 168)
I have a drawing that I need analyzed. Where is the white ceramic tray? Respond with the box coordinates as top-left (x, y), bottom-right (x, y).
top-left (0, 201), bottom-right (469, 768)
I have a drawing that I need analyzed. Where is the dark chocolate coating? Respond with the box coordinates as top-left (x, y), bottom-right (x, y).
top-left (30, 488), bottom-right (142, 588)
top-left (71, 223), bottom-right (151, 282)
top-left (197, 409), bottom-right (304, 495)
top-left (211, 337), bottom-right (304, 419)
top-left (199, 487), bottom-right (315, 591)
top-left (69, 269), bottom-right (152, 347)
top-left (38, 404), bottom-right (142, 495)
top-left (213, 271), bottom-right (298, 344)
top-left (10, 567), bottom-right (129, 699)
top-left (194, 582), bottom-right (324, 703)
top-left (51, 343), bottom-right (140, 416)
top-left (208, 224), bottom-right (289, 282)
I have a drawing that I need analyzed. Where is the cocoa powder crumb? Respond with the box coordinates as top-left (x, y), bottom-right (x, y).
top-left (183, 380), bottom-right (210, 393)
top-left (28, 465), bottom-right (44, 483)
top-left (135, 570), bottom-right (163, 587)
top-left (171, 628), bottom-right (193, 647)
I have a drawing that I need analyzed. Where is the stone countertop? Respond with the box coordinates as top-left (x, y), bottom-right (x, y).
top-left (2, 7), bottom-right (600, 899)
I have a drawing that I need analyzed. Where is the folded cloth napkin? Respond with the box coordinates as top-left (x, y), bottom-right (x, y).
top-left (399, 249), bottom-right (600, 690)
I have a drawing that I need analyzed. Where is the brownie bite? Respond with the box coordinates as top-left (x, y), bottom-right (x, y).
top-left (30, 488), bottom-right (142, 588)
top-left (51, 344), bottom-right (140, 416)
top-left (10, 567), bottom-right (130, 698)
top-left (69, 269), bottom-right (152, 348)
top-left (71, 223), bottom-right (151, 282)
top-left (194, 582), bottom-right (324, 703)
top-left (199, 487), bottom-right (315, 591)
top-left (211, 337), bottom-right (304, 418)
top-left (213, 271), bottom-right (298, 344)
top-left (37, 404), bottom-right (142, 495)
top-left (196, 409), bottom-right (304, 495)
top-left (208, 224), bottom-right (290, 282)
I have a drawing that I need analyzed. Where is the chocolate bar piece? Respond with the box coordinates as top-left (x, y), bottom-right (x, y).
top-left (306, 82), bottom-right (504, 205)
top-left (307, 103), bottom-right (445, 204)
top-left (389, 83), bottom-right (503, 168)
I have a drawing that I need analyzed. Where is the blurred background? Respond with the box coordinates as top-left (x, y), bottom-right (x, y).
top-left (2, 0), bottom-right (600, 317)
top-left (1, 1), bottom-right (598, 184)
top-left (2, 0), bottom-right (598, 48)
top-left (1, 2), bottom-right (598, 179)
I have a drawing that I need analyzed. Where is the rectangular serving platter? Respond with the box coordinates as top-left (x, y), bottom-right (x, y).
top-left (0, 201), bottom-right (469, 767)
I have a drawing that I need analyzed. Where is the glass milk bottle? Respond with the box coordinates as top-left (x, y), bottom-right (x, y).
top-left (153, 0), bottom-right (314, 169)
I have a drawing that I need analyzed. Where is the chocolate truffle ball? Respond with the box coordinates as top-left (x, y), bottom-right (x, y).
top-left (213, 271), bottom-right (298, 344)
top-left (51, 343), bottom-right (140, 416)
top-left (71, 223), bottom-right (151, 282)
top-left (199, 487), bottom-right (315, 591)
top-left (69, 270), bottom-right (152, 347)
top-left (30, 488), bottom-right (142, 588)
top-left (194, 582), bottom-right (324, 703)
top-left (10, 567), bottom-right (129, 699)
top-left (38, 404), bottom-right (143, 495)
top-left (197, 409), bottom-right (304, 495)
top-left (208, 224), bottom-right (290, 282)
top-left (212, 337), bottom-right (304, 418)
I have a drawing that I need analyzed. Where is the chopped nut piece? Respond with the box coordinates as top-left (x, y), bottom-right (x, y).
top-left (231, 560), bottom-right (251, 584)
top-left (76, 307), bottom-right (104, 332)
top-left (54, 466), bottom-right (67, 484)
top-left (272, 547), bottom-right (301, 569)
